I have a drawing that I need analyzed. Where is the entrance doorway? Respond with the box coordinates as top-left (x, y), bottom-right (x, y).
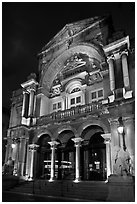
top-left (36, 135), bottom-right (51, 179)
top-left (88, 132), bottom-right (106, 180)
top-left (81, 126), bottom-right (106, 181)
top-left (61, 138), bottom-right (75, 180)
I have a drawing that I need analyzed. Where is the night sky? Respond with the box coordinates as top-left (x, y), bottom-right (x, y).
top-left (2, 2), bottom-right (135, 110)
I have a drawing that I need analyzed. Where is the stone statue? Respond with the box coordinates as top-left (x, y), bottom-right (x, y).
top-left (113, 146), bottom-right (131, 176)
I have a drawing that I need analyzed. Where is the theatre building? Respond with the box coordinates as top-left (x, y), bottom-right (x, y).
top-left (4, 16), bottom-right (135, 201)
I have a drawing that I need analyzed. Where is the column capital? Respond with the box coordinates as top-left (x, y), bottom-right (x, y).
top-left (101, 133), bottom-right (111, 143)
top-left (120, 49), bottom-right (128, 57)
top-left (48, 141), bottom-right (59, 149)
top-left (23, 89), bottom-right (29, 94)
top-left (72, 137), bottom-right (84, 146)
top-left (12, 138), bottom-right (20, 144)
top-left (28, 144), bottom-right (39, 151)
top-left (107, 54), bottom-right (115, 62)
top-left (27, 86), bottom-right (36, 93)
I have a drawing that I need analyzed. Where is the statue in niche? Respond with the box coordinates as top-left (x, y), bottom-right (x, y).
top-left (113, 146), bottom-right (131, 176)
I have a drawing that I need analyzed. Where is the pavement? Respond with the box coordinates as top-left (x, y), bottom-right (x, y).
top-left (2, 191), bottom-right (94, 202)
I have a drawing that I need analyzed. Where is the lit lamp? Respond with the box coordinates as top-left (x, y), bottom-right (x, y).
top-left (117, 117), bottom-right (126, 150)
top-left (11, 143), bottom-right (16, 149)
top-left (117, 117), bottom-right (124, 133)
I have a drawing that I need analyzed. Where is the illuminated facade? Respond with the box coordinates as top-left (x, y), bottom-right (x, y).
top-left (4, 16), bottom-right (135, 201)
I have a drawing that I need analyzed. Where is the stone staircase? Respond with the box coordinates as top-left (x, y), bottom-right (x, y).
top-left (9, 179), bottom-right (108, 201)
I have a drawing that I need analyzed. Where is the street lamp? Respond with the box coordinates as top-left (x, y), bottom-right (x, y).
top-left (11, 143), bottom-right (16, 149)
top-left (117, 117), bottom-right (124, 134)
top-left (117, 117), bottom-right (126, 150)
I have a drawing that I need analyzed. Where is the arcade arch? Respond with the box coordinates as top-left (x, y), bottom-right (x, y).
top-left (34, 123), bottom-right (109, 181)
top-left (80, 125), bottom-right (107, 181)
top-left (36, 134), bottom-right (51, 179)
top-left (57, 130), bottom-right (75, 180)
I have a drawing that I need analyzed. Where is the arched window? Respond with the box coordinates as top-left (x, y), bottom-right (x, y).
top-left (70, 87), bottom-right (81, 94)
top-left (65, 80), bottom-right (85, 109)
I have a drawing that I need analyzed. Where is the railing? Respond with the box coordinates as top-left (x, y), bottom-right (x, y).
top-left (37, 101), bottom-right (102, 126)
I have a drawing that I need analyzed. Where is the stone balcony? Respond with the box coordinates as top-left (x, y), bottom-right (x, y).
top-left (36, 101), bottom-right (104, 126)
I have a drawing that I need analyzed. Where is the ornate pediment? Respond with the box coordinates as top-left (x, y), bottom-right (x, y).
top-left (40, 16), bottom-right (102, 53)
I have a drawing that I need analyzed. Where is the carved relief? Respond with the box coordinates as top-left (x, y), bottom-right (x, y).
top-left (63, 53), bottom-right (86, 72)
top-left (50, 84), bottom-right (62, 97)
top-left (85, 72), bottom-right (103, 86)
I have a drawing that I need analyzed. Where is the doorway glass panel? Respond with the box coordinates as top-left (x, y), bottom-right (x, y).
top-left (61, 139), bottom-right (75, 180)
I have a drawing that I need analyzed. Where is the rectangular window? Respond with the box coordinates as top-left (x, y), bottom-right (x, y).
top-left (53, 103), bottom-right (56, 110)
top-left (91, 92), bottom-right (96, 99)
top-left (58, 102), bottom-right (61, 109)
top-left (71, 98), bottom-right (75, 105)
top-left (76, 96), bottom-right (81, 103)
top-left (98, 90), bottom-right (103, 97)
top-left (91, 89), bottom-right (104, 102)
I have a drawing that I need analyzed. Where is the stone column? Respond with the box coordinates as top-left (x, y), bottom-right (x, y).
top-left (101, 133), bottom-right (112, 178)
top-left (107, 56), bottom-right (115, 92)
top-left (22, 91), bottom-right (29, 117)
top-left (4, 144), bottom-right (8, 163)
top-left (25, 140), bottom-right (30, 179)
top-left (65, 93), bottom-right (69, 110)
top-left (48, 141), bottom-right (59, 181)
top-left (11, 138), bottom-right (20, 176)
top-left (19, 138), bottom-right (26, 177)
top-left (72, 137), bottom-right (83, 182)
top-left (28, 144), bottom-right (39, 180)
top-left (28, 89), bottom-right (35, 117)
top-left (62, 95), bottom-right (66, 110)
top-left (5, 141), bottom-right (11, 163)
top-left (121, 51), bottom-right (130, 90)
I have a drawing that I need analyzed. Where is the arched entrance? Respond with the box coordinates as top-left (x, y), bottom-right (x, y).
top-left (81, 125), bottom-right (106, 181)
top-left (36, 134), bottom-right (51, 179)
top-left (88, 133), bottom-right (106, 180)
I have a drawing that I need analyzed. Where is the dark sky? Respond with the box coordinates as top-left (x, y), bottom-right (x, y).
top-left (2, 2), bottom-right (135, 110)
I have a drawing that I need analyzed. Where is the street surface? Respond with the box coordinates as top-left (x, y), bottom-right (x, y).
top-left (2, 191), bottom-right (91, 202)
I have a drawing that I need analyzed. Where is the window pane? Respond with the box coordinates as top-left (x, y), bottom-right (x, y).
top-left (71, 87), bottom-right (81, 94)
top-left (58, 102), bottom-right (61, 109)
top-left (53, 103), bottom-right (56, 110)
top-left (98, 90), bottom-right (103, 97)
top-left (91, 92), bottom-right (96, 99)
top-left (76, 96), bottom-right (81, 103)
top-left (71, 98), bottom-right (75, 105)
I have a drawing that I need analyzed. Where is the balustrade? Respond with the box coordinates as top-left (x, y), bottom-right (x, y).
top-left (37, 101), bottom-right (102, 125)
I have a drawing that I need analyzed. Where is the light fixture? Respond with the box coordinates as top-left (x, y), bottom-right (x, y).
top-left (117, 125), bottom-right (124, 134)
top-left (117, 117), bottom-right (124, 134)
top-left (11, 143), bottom-right (16, 148)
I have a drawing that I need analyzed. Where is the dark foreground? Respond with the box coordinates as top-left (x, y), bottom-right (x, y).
top-left (2, 191), bottom-right (92, 202)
